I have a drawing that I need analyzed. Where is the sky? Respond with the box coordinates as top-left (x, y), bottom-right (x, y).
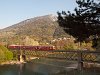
top-left (0, 0), bottom-right (77, 29)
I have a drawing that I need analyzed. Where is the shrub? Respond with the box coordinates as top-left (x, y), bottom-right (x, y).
top-left (0, 45), bottom-right (13, 61)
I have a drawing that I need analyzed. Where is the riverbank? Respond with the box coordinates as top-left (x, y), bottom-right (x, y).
top-left (0, 60), bottom-right (26, 66)
top-left (0, 57), bottom-right (40, 65)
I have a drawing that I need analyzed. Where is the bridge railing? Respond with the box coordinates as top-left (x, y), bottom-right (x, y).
top-left (10, 49), bottom-right (100, 70)
top-left (17, 50), bottom-right (100, 63)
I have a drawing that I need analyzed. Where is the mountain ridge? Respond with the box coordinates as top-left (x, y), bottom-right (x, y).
top-left (0, 14), bottom-right (70, 45)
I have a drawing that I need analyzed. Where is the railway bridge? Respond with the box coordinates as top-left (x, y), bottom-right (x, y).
top-left (8, 45), bottom-right (100, 70)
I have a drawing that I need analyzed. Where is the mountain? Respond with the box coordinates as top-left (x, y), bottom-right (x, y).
top-left (0, 14), bottom-right (70, 45)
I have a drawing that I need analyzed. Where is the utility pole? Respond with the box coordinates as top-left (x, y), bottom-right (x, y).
top-left (6, 31), bottom-right (8, 47)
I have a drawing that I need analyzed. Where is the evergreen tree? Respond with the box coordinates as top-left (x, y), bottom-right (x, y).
top-left (57, 0), bottom-right (100, 48)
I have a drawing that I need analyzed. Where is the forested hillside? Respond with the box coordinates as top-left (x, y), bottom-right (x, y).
top-left (0, 14), bottom-right (70, 45)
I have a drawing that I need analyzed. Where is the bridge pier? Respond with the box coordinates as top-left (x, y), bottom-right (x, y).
top-left (19, 55), bottom-right (24, 62)
top-left (18, 49), bottom-right (26, 62)
top-left (78, 52), bottom-right (83, 70)
top-left (18, 55), bottom-right (26, 62)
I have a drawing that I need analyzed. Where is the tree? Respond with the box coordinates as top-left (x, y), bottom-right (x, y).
top-left (57, 0), bottom-right (100, 48)
top-left (0, 45), bottom-right (13, 62)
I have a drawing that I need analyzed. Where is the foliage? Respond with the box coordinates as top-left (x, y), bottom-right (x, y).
top-left (63, 42), bottom-right (93, 50)
top-left (64, 44), bottom-right (77, 50)
top-left (95, 38), bottom-right (100, 50)
top-left (57, 0), bottom-right (100, 48)
top-left (0, 45), bottom-right (13, 62)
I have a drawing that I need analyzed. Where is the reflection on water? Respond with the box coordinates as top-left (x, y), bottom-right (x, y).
top-left (0, 58), bottom-right (100, 75)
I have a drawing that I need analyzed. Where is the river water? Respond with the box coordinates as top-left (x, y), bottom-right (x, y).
top-left (0, 58), bottom-right (99, 75)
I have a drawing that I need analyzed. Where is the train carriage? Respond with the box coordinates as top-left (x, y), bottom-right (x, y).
top-left (8, 45), bottom-right (55, 51)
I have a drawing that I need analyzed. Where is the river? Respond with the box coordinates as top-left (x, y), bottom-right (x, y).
top-left (0, 58), bottom-right (99, 75)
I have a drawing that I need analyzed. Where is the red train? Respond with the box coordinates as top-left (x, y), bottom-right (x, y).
top-left (8, 45), bottom-right (55, 51)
